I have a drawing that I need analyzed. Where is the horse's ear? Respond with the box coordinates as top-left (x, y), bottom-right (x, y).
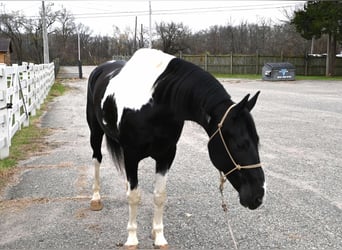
top-left (232, 94), bottom-right (250, 117)
top-left (246, 91), bottom-right (260, 111)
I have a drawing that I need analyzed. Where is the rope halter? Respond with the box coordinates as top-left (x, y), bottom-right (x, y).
top-left (209, 104), bottom-right (262, 180)
top-left (209, 103), bottom-right (262, 250)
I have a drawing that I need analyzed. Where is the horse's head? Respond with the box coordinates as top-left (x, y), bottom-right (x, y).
top-left (208, 91), bottom-right (265, 210)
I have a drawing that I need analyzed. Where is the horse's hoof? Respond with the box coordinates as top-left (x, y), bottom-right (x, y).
top-left (154, 244), bottom-right (169, 249)
top-left (90, 199), bottom-right (103, 211)
top-left (124, 245), bottom-right (138, 250)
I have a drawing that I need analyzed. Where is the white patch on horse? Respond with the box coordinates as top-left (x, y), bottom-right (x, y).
top-left (152, 173), bottom-right (168, 246)
top-left (91, 158), bottom-right (101, 201)
top-left (125, 183), bottom-right (141, 246)
top-left (102, 48), bottom-right (175, 124)
top-left (263, 180), bottom-right (267, 203)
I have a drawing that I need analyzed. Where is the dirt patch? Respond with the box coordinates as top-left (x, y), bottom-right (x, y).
top-left (0, 197), bottom-right (50, 212)
top-left (0, 168), bottom-right (20, 193)
top-left (74, 207), bottom-right (89, 219)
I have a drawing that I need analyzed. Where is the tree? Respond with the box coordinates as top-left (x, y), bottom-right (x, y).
top-left (155, 21), bottom-right (191, 54)
top-left (0, 11), bottom-right (28, 63)
top-left (291, 1), bottom-right (342, 76)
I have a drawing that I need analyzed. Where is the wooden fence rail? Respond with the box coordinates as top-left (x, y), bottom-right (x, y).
top-left (114, 53), bottom-right (342, 76)
top-left (0, 62), bottom-right (55, 159)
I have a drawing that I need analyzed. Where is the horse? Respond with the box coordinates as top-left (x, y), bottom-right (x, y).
top-left (86, 48), bottom-right (265, 248)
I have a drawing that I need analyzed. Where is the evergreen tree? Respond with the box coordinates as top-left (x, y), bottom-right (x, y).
top-left (291, 1), bottom-right (342, 76)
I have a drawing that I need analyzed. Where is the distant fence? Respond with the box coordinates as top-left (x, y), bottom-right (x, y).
top-left (179, 53), bottom-right (342, 76)
top-left (0, 62), bottom-right (55, 159)
top-left (114, 53), bottom-right (342, 76)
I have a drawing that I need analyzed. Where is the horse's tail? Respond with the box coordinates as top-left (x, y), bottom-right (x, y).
top-left (102, 94), bottom-right (125, 175)
top-left (105, 133), bottom-right (125, 175)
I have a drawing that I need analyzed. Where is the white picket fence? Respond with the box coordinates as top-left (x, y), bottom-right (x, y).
top-left (0, 62), bottom-right (55, 159)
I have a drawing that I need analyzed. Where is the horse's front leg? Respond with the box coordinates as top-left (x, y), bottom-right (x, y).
top-left (152, 143), bottom-right (179, 248)
top-left (152, 172), bottom-right (168, 247)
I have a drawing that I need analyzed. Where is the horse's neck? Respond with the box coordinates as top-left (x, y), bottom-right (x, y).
top-left (202, 100), bottom-right (234, 135)
top-left (167, 81), bottom-right (233, 136)
top-left (153, 60), bottom-right (233, 136)
top-left (180, 93), bottom-right (233, 137)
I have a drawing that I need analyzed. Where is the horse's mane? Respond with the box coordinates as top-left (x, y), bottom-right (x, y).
top-left (153, 58), bottom-right (231, 125)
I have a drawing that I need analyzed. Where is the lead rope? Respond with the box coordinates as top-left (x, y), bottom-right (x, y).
top-left (220, 172), bottom-right (238, 250)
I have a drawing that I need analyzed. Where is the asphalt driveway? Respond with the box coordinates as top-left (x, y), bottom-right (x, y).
top-left (0, 77), bottom-right (341, 249)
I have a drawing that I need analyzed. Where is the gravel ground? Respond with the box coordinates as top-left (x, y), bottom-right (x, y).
top-left (0, 76), bottom-right (341, 249)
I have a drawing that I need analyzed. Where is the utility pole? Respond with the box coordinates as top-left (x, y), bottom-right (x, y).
top-left (140, 24), bottom-right (144, 48)
top-left (149, 1), bottom-right (152, 48)
top-left (42, 1), bottom-right (49, 64)
top-left (78, 32), bottom-right (81, 62)
top-left (134, 16), bottom-right (137, 51)
top-left (77, 31), bottom-right (82, 79)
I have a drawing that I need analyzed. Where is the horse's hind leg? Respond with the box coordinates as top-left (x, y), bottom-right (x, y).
top-left (89, 120), bottom-right (105, 211)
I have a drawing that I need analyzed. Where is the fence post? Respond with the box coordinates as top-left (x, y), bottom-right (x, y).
top-left (11, 64), bottom-right (21, 136)
top-left (0, 64), bottom-right (10, 159)
top-left (204, 53), bottom-right (208, 71)
top-left (304, 54), bottom-right (308, 76)
top-left (28, 63), bottom-right (36, 116)
top-left (281, 50), bottom-right (284, 62)
top-left (179, 50), bottom-right (183, 59)
top-left (21, 62), bottom-right (30, 127)
top-left (256, 52), bottom-right (259, 75)
top-left (230, 52), bottom-right (233, 74)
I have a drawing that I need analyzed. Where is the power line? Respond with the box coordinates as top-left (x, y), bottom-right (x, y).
top-left (76, 4), bottom-right (297, 18)
top-left (23, 3), bottom-right (300, 20)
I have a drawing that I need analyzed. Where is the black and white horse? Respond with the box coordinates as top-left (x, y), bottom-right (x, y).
top-left (86, 48), bottom-right (265, 247)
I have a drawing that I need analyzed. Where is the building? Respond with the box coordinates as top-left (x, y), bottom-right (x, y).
top-left (0, 38), bottom-right (13, 65)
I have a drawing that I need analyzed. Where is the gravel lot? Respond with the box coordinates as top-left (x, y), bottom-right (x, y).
top-left (0, 76), bottom-right (341, 249)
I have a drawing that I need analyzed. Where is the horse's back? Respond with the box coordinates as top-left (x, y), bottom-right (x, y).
top-left (102, 49), bottom-right (175, 123)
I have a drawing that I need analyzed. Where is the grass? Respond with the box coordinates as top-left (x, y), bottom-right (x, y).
top-left (214, 73), bottom-right (261, 79)
top-left (213, 73), bottom-right (342, 81)
top-left (295, 75), bottom-right (342, 81)
top-left (0, 80), bottom-right (68, 187)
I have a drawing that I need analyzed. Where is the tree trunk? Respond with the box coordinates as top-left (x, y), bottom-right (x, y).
top-left (326, 33), bottom-right (336, 76)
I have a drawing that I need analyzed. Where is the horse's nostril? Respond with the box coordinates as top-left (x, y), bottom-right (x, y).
top-left (256, 196), bottom-right (263, 204)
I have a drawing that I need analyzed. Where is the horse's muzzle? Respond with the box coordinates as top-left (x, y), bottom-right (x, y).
top-left (239, 186), bottom-right (265, 210)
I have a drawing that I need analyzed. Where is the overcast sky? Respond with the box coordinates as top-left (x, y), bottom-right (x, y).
top-left (1, 1), bottom-right (305, 35)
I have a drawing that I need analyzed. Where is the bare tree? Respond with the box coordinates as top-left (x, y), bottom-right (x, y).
top-left (155, 21), bottom-right (192, 54)
top-left (52, 7), bottom-right (76, 64)
top-left (0, 11), bottom-right (28, 63)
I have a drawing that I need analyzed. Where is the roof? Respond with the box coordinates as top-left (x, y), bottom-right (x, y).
top-left (0, 38), bottom-right (13, 53)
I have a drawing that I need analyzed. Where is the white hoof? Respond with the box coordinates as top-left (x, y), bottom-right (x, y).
top-left (152, 230), bottom-right (168, 248)
top-left (90, 199), bottom-right (103, 211)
